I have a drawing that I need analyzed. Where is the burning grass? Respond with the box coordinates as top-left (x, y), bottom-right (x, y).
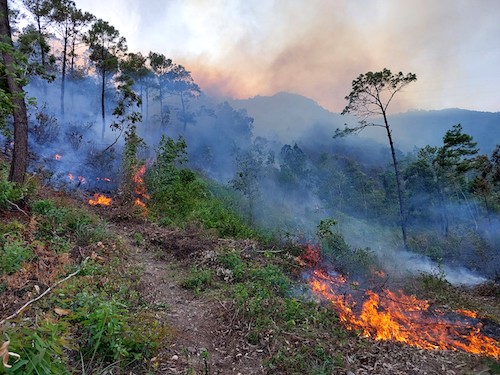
top-left (306, 252), bottom-right (500, 359)
top-left (88, 193), bottom-right (112, 206)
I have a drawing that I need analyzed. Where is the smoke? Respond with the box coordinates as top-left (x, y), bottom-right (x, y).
top-left (75, 0), bottom-right (500, 113)
top-left (9, 0), bottom-right (499, 287)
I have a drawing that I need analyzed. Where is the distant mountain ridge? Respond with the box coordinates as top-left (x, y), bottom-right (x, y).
top-left (232, 92), bottom-right (500, 154)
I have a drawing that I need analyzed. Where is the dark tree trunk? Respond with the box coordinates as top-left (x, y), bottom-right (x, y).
top-left (36, 15), bottom-right (45, 67)
top-left (101, 66), bottom-right (106, 139)
top-left (159, 85), bottom-right (165, 127)
top-left (1, 0), bottom-right (29, 184)
top-left (383, 110), bottom-right (408, 248)
top-left (180, 92), bottom-right (187, 132)
top-left (60, 29), bottom-right (68, 117)
top-left (145, 86), bottom-right (149, 129)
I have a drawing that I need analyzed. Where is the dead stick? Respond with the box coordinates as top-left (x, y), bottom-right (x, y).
top-left (0, 257), bottom-right (89, 326)
top-left (5, 199), bottom-right (30, 218)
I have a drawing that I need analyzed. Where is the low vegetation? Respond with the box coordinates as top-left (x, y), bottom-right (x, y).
top-left (0, 157), bottom-right (498, 374)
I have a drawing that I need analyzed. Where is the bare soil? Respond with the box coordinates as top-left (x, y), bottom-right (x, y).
top-left (108, 221), bottom-right (266, 374)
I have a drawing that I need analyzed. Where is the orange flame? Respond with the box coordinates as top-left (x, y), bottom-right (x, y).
top-left (132, 165), bottom-right (150, 198)
top-left (134, 198), bottom-right (146, 208)
top-left (55, 154), bottom-right (62, 160)
top-left (132, 165), bottom-right (149, 215)
top-left (308, 268), bottom-right (500, 358)
top-left (88, 193), bottom-right (112, 206)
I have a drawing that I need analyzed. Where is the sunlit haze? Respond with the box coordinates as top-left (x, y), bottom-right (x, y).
top-left (72, 0), bottom-right (500, 113)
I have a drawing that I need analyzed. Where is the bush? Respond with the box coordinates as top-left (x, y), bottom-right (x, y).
top-left (218, 251), bottom-right (246, 282)
top-left (72, 291), bottom-right (161, 368)
top-left (189, 199), bottom-right (255, 238)
top-left (0, 240), bottom-right (33, 275)
top-left (316, 218), bottom-right (378, 277)
top-left (0, 180), bottom-right (24, 208)
top-left (31, 199), bottom-right (104, 246)
top-left (181, 268), bottom-right (213, 294)
top-left (4, 320), bottom-right (71, 374)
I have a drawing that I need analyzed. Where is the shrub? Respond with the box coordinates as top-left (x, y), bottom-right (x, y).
top-left (4, 320), bottom-right (71, 374)
top-left (0, 240), bottom-right (33, 275)
top-left (218, 251), bottom-right (246, 282)
top-left (316, 218), bottom-right (378, 277)
top-left (181, 268), bottom-right (213, 294)
top-left (0, 180), bottom-right (24, 208)
top-left (72, 291), bottom-right (161, 369)
top-left (189, 199), bottom-right (256, 238)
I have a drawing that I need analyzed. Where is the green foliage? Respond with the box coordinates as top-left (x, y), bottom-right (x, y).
top-left (218, 251), bottom-right (246, 282)
top-left (145, 137), bottom-right (259, 238)
top-left (133, 232), bottom-right (143, 246)
top-left (405, 273), bottom-right (473, 311)
top-left (188, 198), bottom-right (256, 238)
top-left (225, 257), bottom-right (345, 374)
top-left (181, 268), bottom-right (213, 294)
top-left (0, 240), bottom-right (33, 274)
top-left (120, 126), bottom-right (145, 202)
top-left (3, 320), bottom-right (72, 374)
top-left (31, 199), bottom-right (104, 246)
top-left (147, 136), bottom-right (205, 222)
top-left (316, 219), bottom-right (377, 277)
top-left (230, 144), bottom-right (265, 225)
top-left (0, 180), bottom-right (25, 208)
top-left (0, 162), bottom-right (26, 207)
top-left (146, 135), bottom-right (185, 193)
top-left (0, 220), bottom-right (25, 238)
top-left (75, 293), bottom-right (129, 362)
top-left (72, 291), bottom-right (161, 368)
top-left (267, 343), bottom-right (339, 375)
top-left (341, 68), bottom-right (417, 118)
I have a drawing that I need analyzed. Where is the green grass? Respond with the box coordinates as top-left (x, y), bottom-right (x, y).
top-left (0, 240), bottom-right (33, 275)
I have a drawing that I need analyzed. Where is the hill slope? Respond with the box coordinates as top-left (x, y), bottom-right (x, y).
top-left (233, 92), bottom-right (500, 153)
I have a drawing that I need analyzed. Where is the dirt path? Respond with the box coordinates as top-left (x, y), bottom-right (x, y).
top-left (108, 222), bottom-right (265, 374)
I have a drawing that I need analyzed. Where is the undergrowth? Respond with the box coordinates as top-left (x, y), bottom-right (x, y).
top-left (0, 175), bottom-right (168, 374)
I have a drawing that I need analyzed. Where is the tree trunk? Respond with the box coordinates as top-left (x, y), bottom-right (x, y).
top-left (36, 14), bottom-right (45, 68)
top-left (180, 92), bottom-right (187, 132)
top-left (437, 184), bottom-right (449, 236)
top-left (101, 66), bottom-right (106, 139)
top-left (1, 0), bottom-right (29, 184)
top-left (159, 85), bottom-right (165, 127)
top-left (145, 85), bottom-right (149, 134)
top-left (60, 29), bottom-right (68, 117)
top-left (382, 110), bottom-right (408, 248)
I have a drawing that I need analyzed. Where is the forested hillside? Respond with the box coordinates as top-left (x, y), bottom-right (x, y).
top-left (1, 0), bottom-right (499, 373)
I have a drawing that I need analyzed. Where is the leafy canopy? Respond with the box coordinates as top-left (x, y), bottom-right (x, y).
top-left (342, 68), bottom-right (417, 119)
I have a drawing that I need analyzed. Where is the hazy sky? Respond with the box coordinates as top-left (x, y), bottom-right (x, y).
top-left (73, 0), bottom-right (500, 113)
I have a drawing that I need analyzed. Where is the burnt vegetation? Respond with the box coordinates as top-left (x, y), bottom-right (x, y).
top-left (0, 0), bottom-right (499, 374)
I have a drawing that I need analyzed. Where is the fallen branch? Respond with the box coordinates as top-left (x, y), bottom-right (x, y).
top-left (0, 257), bottom-right (89, 326)
top-left (5, 199), bottom-right (30, 218)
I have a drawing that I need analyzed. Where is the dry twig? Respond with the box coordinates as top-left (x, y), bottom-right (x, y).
top-left (0, 257), bottom-right (89, 326)
top-left (5, 199), bottom-right (30, 218)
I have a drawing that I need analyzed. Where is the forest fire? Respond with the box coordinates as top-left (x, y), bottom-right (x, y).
top-left (88, 193), bottom-right (112, 206)
top-left (132, 164), bottom-right (150, 211)
top-left (303, 246), bottom-right (500, 359)
top-left (54, 154), bottom-right (62, 160)
top-left (68, 173), bottom-right (86, 185)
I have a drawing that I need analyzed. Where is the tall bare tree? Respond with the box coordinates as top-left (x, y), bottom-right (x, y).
top-left (49, 0), bottom-right (93, 117)
top-left (337, 68), bottom-right (416, 248)
top-left (84, 19), bottom-right (126, 139)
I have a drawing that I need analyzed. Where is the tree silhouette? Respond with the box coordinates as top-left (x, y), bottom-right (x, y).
top-left (338, 68), bottom-right (416, 248)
